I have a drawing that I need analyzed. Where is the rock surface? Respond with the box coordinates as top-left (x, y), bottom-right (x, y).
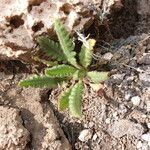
top-left (0, 106), bottom-right (29, 150)
top-left (0, 0), bottom-right (121, 62)
top-left (108, 119), bottom-right (144, 138)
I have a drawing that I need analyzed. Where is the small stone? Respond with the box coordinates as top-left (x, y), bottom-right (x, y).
top-left (105, 118), bottom-right (111, 124)
top-left (112, 74), bottom-right (125, 84)
top-left (142, 114), bottom-right (147, 118)
top-left (118, 104), bottom-right (127, 114)
top-left (141, 133), bottom-right (150, 142)
top-left (148, 141), bottom-right (150, 147)
top-left (112, 74), bottom-right (125, 80)
top-left (147, 123), bottom-right (150, 129)
top-left (113, 112), bottom-right (118, 118)
top-left (131, 96), bottom-right (141, 106)
top-left (138, 53), bottom-right (150, 65)
top-left (92, 134), bottom-right (98, 141)
top-left (126, 76), bottom-right (135, 81)
top-left (88, 122), bottom-right (94, 128)
top-left (103, 52), bottom-right (113, 61)
top-left (136, 141), bottom-right (142, 149)
top-left (139, 73), bottom-right (150, 86)
top-left (84, 124), bottom-right (88, 128)
top-left (109, 119), bottom-right (144, 138)
top-left (141, 142), bottom-right (149, 150)
top-left (125, 93), bottom-right (131, 101)
top-left (78, 129), bottom-right (93, 142)
top-left (145, 100), bottom-right (150, 112)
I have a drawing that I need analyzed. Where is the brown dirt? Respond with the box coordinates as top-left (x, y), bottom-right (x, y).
top-left (0, 0), bottom-right (150, 150)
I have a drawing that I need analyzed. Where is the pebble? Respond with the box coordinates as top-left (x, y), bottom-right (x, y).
top-left (146, 100), bottom-right (150, 112)
top-left (113, 112), bottom-right (118, 118)
top-left (131, 96), bottom-right (141, 106)
top-left (92, 133), bottom-right (98, 141)
top-left (112, 74), bottom-right (125, 80)
top-left (112, 74), bottom-right (125, 84)
top-left (139, 73), bottom-right (150, 86)
top-left (141, 133), bottom-right (150, 142)
top-left (147, 123), bottom-right (150, 129)
top-left (105, 118), bottom-right (111, 124)
top-left (103, 52), bottom-right (113, 60)
top-left (88, 122), bottom-right (94, 128)
top-left (78, 129), bottom-right (93, 142)
top-left (118, 104), bottom-right (127, 114)
top-left (136, 141), bottom-right (143, 149)
top-left (109, 119), bottom-right (144, 138)
top-left (138, 53), bottom-right (150, 65)
top-left (125, 93), bottom-right (131, 101)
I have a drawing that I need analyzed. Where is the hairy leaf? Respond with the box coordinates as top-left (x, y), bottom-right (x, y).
top-left (87, 71), bottom-right (109, 83)
top-left (79, 39), bottom-right (96, 68)
top-left (33, 56), bottom-right (58, 67)
top-left (18, 75), bottom-right (64, 88)
top-left (69, 81), bottom-right (84, 118)
top-left (45, 64), bottom-right (77, 78)
top-left (37, 36), bottom-right (66, 61)
top-left (54, 19), bottom-right (80, 68)
top-left (58, 88), bottom-right (71, 111)
top-left (73, 70), bottom-right (86, 80)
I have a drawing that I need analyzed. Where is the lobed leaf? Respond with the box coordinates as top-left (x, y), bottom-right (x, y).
top-left (54, 19), bottom-right (80, 68)
top-left (69, 80), bottom-right (84, 118)
top-left (18, 75), bottom-right (64, 88)
top-left (37, 36), bottom-right (66, 61)
top-left (79, 39), bottom-right (96, 68)
top-left (45, 64), bottom-right (77, 78)
top-left (87, 71), bottom-right (109, 83)
top-left (58, 88), bottom-right (71, 111)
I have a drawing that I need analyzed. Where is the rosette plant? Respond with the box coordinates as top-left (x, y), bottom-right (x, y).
top-left (19, 19), bottom-right (109, 118)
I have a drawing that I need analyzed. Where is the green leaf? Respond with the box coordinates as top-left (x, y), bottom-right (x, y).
top-left (79, 39), bottom-right (96, 68)
top-left (37, 36), bottom-right (66, 61)
top-left (33, 56), bottom-right (58, 67)
top-left (73, 70), bottom-right (86, 80)
top-left (18, 75), bottom-right (64, 88)
top-left (54, 19), bottom-right (80, 68)
top-left (69, 81), bottom-right (84, 118)
top-left (87, 71), bottom-right (109, 83)
top-left (58, 88), bottom-right (71, 111)
top-left (45, 64), bottom-right (77, 78)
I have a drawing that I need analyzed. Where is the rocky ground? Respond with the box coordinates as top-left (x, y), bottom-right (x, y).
top-left (0, 0), bottom-right (150, 150)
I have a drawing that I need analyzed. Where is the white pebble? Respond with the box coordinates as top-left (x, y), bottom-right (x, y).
top-left (105, 118), bottom-right (111, 124)
top-left (136, 141), bottom-right (142, 149)
top-left (148, 141), bottom-right (150, 147)
top-left (125, 93), bottom-right (131, 100)
top-left (88, 122), bottom-right (94, 128)
top-left (141, 133), bottom-right (150, 142)
top-left (103, 52), bottom-right (113, 60)
top-left (131, 96), bottom-right (141, 106)
top-left (147, 123), bottom-right (150, 129)
top-left (78, 129), bottom-right (93, 142)
top-left (92, 134), bottom-right (98, 141)
top-left (113, 111), bottom-right (118, 117)
top-left (142, 114), bottom-right (147, 118)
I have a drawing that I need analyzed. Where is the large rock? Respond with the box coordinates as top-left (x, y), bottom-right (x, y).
top-left (0, 106), bottom-right (29, 150)
top-left (0, 0), bottom-right (122, 62)
top-left (0, 64), bottom-right (72, 149)
top-left (19, 88), bottom-right (72, 150)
